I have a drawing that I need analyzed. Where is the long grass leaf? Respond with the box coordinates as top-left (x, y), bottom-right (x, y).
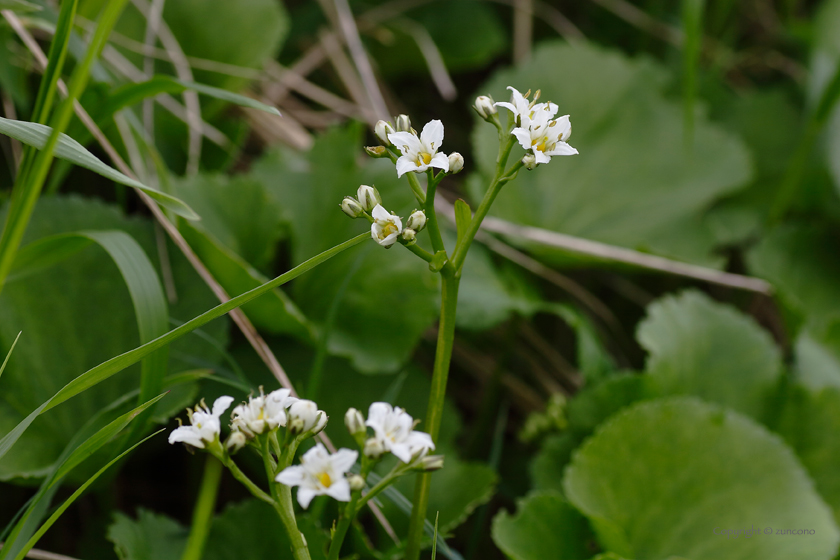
top-left (11, 430), bottom-right (164, 560)
top-left (0, 232), bottom-right (368, 462)
top-left (0, 331), bottom-right (21, 381)
top-left (681, 0), bottom-right (705, 148)
top-left (0, 118), bottom-right (199, 219)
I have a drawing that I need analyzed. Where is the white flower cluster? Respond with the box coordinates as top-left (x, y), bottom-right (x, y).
top-left (362, 402), bottom-right (435, 463)
top-left (168, 396), bottom-right (234, 449)
top-left (496, 86), bottom-right (578, 166)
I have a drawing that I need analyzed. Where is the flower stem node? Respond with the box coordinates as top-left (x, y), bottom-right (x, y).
top-left (522, 153), bottom-right (538, 170)
top-left (374, 120), bottom-right (395, 145)
top-left (371, 204), bottom-right (403, 248)
top-left (415, 454), bottom-right (445, 472)
top-left (225, 430), bottom-right (248, 454)
top-left (288, 399), bottom-right (325, 435)
top-left (405, 210), bottom-right (427, 232)
top-left (340, 197), bottom-right (365, 218)
top-left (357, 185), bottom-right (382, 212)
top-left (448, 152), bottom-right (464, 174)
top-left (395, 114), bottom-right (411, 132)
top-left (347, 473), bottom-right (366, 492)
top-left (474, 95), bottom-right (497, 120)
top-left (345, 407), bottom-right (367, 438)
top-left (364, 145), bottom-right (388, 158)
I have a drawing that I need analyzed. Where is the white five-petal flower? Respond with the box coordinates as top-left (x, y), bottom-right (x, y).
top-left (388, 120), bottom-right (450, 177)
top-left (370, 205), bottom-right (403, 247)
top-left (169, 396), bottom-right (234, 449)
top-left (231, 389), bottom-right (298, 438)
top-left (275, 443), bottom-right (359, 508)
top-left (365, 402), bottom-right (435, 463)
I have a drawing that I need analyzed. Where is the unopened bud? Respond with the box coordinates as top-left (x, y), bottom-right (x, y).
top-left (225, 431), bottom-right (247, 454)
top-left (416, 454), bottom-right (444, 471)
top-left (348, 474), bottom-right (366, 491)
top-left (340, 197), bottom-right (364, 218)
top-left (288, 400), bottom-right (320, 434)
top-left (400, 228), bottom-right (416, 245)
top-left (448, 152), bottom-right (464, 174)
top-left (311, 412), bottom-right (328, 435)
top-left (405, 210), bottom-right (426, 232)
top-left (364, 437), bottom-right (385, 459)
top-left (357, 185), bottom-right (382, 212)
top-left (365, 145), bottom-right (388, 158)
top-left (395, 114), bottom-right (411, 132)
top-left (345, 408), bottom-right (366, 437)
top-left (474, 96), bottom-right (497, 119)
top-left (374, 120), bottom-right (395, 145)
top-left (522, 153), bottom-right (538, 170)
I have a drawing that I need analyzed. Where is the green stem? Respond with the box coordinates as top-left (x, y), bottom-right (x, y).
top-left (180, 456), bottom-right (222, 560)
top-left (354, 463), bottom-right (407, 512)
top-left (405, 172), bottom-right (428, 205)
top-left (424, 170), bottom-right (446, 254)
top-left (405, 272), bottom-right (461, 560)
top-left (274, 482), bottom-right (311, 560)
top-left (326, 492), bottom-right (360, 560)
top-left (0, 0), bottom-right (129, 296)
top-left (450, 135), bottom-right (518, 270)
top-left (403, 242), bottom-right (434, 263)
top-left (222, 456), bottom-right (274, 505)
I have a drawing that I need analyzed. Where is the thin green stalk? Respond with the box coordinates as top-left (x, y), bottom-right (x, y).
top-left (180, 456), bottom-right (222, 560)
top-left (403, 242), bottom-right (434, 263)
top-left (405, 273), bottom-right (460, 560)
top-left (424, 170), bottom-right (446, 254)
top-left (222, 457), bottom-right (274, 505)
top-left (0, 0), bottom-right (129, 295)
top-left (274, 482), bottom-right (311, 560)
top-left (405, 171), bottom-right (428, 205)
top-left (327, 492), bottom-right (360, 560)
top-left (450, 134), bottom-right (518, 270)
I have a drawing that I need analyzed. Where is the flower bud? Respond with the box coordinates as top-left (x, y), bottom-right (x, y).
top-left (400, 228), bottom-right (416, 245)
top-left (364, 145), bottom-right (388, 158)
top-left (345, 408), bottom-right (366, 437)
top-left (395, 114), bottom-right (411, 132)
top-left (363, 437), bottom-right (385, 459)
top-left (522, 153), bottom-right (538, 170)
top-left (225, 431), bottom-right (247, 454)
top-left (288, 400), bottom-right (320, 434)
top-left (405, 210), bottom-right (426, 232)
top-left (357, 185), bottom-right (382, 212)
top-left (311, 411), bottom-right (328, 435)
top-left (348, 473), bottom-right (366, 491)
top-left (374, 120), bottom-right (395, 145)
top-left (340, 197), bottom-right (364, 218)
top-left (474, 95), bottom-right (497, 119)
top-left (416, 454), bottom-right (444, 471)
top-left (448, 152), bottom-right (464, 174)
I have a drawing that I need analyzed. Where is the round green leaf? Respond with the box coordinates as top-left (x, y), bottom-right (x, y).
top-left (563, 397), bottom-right (840, 560)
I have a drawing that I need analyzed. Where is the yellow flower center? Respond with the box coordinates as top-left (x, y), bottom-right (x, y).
top-left (318, 472), bottom-right (332, 487)
top-left (416, 152), bottom-right (432, 166)
top-left (379, 222), bottom-right (399, 238)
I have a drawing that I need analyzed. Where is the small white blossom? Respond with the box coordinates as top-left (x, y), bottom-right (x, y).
top-left (375, 120), bottom-right (395, 145)
top-left (288, 399), bottom-right (325, 434)
top-left (370, 205), bottom-right (403, 247)
top-left (363, 437), bottom-right (385, 459)
top-left (388, 120), bottom-right (450, 178)
top-left (264, 388), bottom-right (298, 428)
top-left (169, 396), bottom-right (234, 449)
top-left (230, 389), bottom-right (297, 438)
top-left (276, 444), bottom-right (358, 508)
top-left (365, 402), bottom-right (435, 463)
top-left (474, 95), bottom-right (497, 119)
top-left (341, 197), bottom-right (364, 218)
top-left (405, 210), bottom-right (426, 232)
top-left (495, 86), bottom-right (552, 127)
top-left (522, 153), bottom-right (537, 170)
top-left (512, 111), bottom-right (577, 164)
top-left (225, 431), bottom-right (247, 453)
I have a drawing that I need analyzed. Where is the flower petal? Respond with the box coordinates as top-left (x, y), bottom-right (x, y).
top-left (388, 131), bottom-right (421, 154)
top-left (371, 204), bottom-right (390, 221)
top-left (330, 449), bottom-right (359, 474)
top-left (546, 141), bottom-right (578, 156)
top-left (429, 153), bottom-right (450, 172)
top-left (212, 396), bottom-right (234, 417)
top-left (395, 156), bottom-right (417, 178)
top-left (512, 128), bottom-right (532, 151)
top-left (534, 150), bottom-right (551, 164)
top-left (390, 443), bottom-right (414, 463)
top-left (420, 120), bottom-right (444, 151)
top-left (296, 487), bottom-right (318, 509)
top-left (168, 427), bottom-right (204, 448)
top-left (325, 478), bottom-right (351, 502)
top-left (367, 402), bottom-right (393, 427)
top-left (276, 465), bottom-right (306, 486)
top-left (494, 101), bottom-right (518, 114)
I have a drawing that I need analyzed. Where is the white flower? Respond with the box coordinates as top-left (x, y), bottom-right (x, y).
top-left (388, 120), bottom-right (450, 178)
top-left (365, 402), bottom-right (435, 463)
top-left (405, 210), bottom-right (426, 232)
top-left (265, 388), bottom-right (298, 428)
top-left (275, 444), bottom-right (358, 508)
top-left (495, 86), bottom-right (554, 127)
top-left (448, 152), bottom-right (464, 174)
top-left (513, 111), bottom-right (577, 164)
top-left (169, 396), bottom-right (234, 449)
top-left (288, 399), bottom-right (325, 434)
top-left (370, 205), bottom-right (403, 247)
top-left (230, 389), bottom-right (297, 438)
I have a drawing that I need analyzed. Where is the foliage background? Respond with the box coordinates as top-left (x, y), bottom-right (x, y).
top-left (2, 0), bottom-right (840, 559)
